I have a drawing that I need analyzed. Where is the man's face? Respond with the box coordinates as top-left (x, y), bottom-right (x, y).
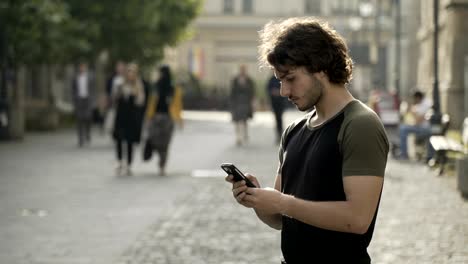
top-left (274, 66), bottom-right (324, 111)
top-left (239, 65), bottom-right (247, 76)
top-left (413, 95), bottom-right (422, 105)
top-left (116, 62), bottom-right (126, 75)
top-left (79, 63), bottom-right (88, 73)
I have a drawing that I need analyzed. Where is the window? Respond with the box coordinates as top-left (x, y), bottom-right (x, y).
top-left (224, 0), bottom-right (234, 14)
top-left (329, 0), bottom-right (360, 16)
top-left (305, 0), bottom-right (321, 15)
top-left (243, 0), bottom-right (253, 14)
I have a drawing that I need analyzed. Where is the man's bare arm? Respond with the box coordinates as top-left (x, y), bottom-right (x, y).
top-left (253, 174), bottom-right (283, 230)
top-left (278, 176), bottom-right (383, 234)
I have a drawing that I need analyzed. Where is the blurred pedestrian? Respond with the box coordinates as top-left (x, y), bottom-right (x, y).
top-left (226, 17), bottom-right (389, 263)
top-left (266, 74), bottom-right (287, 143)
top-left (72, 62), bottom-right (95, 147)
top-left (112, 63), bottom-right (146, 176)
top-left (104, 61), bottom-right (126, 135)
top-left (230, 65), bottom-right (255, 146)
top-left (170, 83), bottom-right (184, 129)
top-left (145, 65), bottom-right (175, 176)
top-left (397, 90), bottom-right (433, 160)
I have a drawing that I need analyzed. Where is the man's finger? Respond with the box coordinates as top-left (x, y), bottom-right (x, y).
top-left (245, 174), bottom-right (260, 187)
top-left (236, 192), bottom-right (246, 203)
top-left (242, 193), bottom-right (256, 203)
top-left (232, 185), bottom-right (247, 197)
top-left (240, 200), bottom-right (255, 208)
top-left (244, 187), bottom-right (256, 195)
top-left (232, 180), bottom-right (246, 189)
top-left (225, 175), bottom-right (234, 183)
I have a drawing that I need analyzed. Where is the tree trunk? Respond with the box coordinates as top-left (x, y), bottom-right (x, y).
top-left (9, 66), bottom-right (25, 139)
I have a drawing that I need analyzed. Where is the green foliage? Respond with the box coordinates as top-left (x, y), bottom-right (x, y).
top-left (1, 0), bottom-right (79, 64)
top-left (0, 0), bottom-right (202, 66)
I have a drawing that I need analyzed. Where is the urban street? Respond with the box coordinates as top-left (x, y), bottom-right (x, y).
top-left (1, 111), bottom-right (467, 264)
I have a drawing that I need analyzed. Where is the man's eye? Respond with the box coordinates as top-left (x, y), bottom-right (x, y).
top-left (285, 77), bottom-right (295, 82)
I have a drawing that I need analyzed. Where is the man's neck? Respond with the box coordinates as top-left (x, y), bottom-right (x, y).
top-left (313, 84), bottom-right (354, 124)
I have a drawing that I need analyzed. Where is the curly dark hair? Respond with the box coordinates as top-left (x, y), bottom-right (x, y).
top-left (258, 17), bottom-right (353, 84)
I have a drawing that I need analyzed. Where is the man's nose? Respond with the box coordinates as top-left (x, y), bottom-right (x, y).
top-left (280, 83), bottom-right (290, 97)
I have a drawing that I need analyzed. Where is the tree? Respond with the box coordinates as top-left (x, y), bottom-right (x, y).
top-left (0, 0), bottom-right (87, 66)
top-left (0, 0), bottom-right (201, 138)
top-left (0, 0), bottom-right (202, 66)
top-left (66, 0), bottom-right (202, 65)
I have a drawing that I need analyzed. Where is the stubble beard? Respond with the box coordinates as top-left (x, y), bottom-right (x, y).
top-left (297, 76), bottom-right (323, 112)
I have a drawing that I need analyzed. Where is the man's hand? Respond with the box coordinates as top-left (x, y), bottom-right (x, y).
top-left (225, 173), bottom-right (260, 208)
top-left (244, 187), bottom-right (284, 215)
top-left (226, 173), bottom-right (284, 230)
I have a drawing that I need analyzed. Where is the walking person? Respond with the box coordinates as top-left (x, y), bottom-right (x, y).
top-left (266, 74), bottom-right (288, 144)
top-left (226, 18), bottom-right (389, 263)
top-left (72, 62), bottom-right (95, 147)
top-left (104, 61), bottom-right (126, 135)
top-left (170, 83), bottom-right (184, 129)
top-left (230, 64), bottom-right (255, 146)
top-left (112, 63), bottom-right (146, 176)
top-left (145, 65), bottom-right (175, 176)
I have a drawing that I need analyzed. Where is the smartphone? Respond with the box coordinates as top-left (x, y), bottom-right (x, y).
top-left (221, 163), bottom-right (257, 188)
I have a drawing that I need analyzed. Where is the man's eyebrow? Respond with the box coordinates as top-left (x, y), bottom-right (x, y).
top-left (277, 71), bottom-right (291, 80)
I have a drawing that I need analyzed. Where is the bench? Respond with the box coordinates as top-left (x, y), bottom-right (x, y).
top-left (429, 117), bottom-right (468, 176)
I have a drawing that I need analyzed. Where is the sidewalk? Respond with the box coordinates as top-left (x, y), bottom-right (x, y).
top-left (1, 110), bottom-right (467, 264)
top-left (115, 112), bottom-right (468, 264)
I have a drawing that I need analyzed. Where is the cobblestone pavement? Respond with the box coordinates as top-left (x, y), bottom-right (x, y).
top-left (115, 119), bottom-right (468, 263)
top-left (0, 110), bottom-right (291, 264)
top-left (1, 110), bottom-right (467, 264)
top-left (370, 162), bottom-right (468, 264)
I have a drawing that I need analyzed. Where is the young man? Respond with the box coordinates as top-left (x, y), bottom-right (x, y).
top-left (72, 62), bottom-right (95, 147)
top-left (226, 18), bottom-right (389, 263)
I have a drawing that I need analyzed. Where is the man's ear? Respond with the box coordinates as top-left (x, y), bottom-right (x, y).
top-left (315, 71), bottom-right (329, 82)
top-left (320, 71), bottom-right (328, 80)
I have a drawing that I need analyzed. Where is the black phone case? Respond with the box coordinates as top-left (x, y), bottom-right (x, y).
top-left (221, 163), bottom-right (256, 188)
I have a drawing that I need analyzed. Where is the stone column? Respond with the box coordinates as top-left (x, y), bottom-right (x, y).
top-left (440, 5), bottom-right (468, 128)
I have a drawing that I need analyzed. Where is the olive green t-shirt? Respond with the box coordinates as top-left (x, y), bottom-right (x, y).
top-left (278, 100), bottom-right (389, 263)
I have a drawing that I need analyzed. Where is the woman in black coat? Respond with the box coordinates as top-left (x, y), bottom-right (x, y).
top-left (112, 63), bottom-right (145, 176)
top-left (145, 65), bottom-right (175, 176)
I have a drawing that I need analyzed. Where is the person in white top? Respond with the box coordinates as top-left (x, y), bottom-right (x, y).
top-left (72, 62), bottom-right (95, 147)
top-left (398, 90), bottom-right (433, 160)
top-left (104, 62), bottom-right (126, 134)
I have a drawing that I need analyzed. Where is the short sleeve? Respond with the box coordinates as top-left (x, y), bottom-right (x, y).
top-left (339, 113), bottom-right (389, 177)
top-left (277, 114), bottom-right (310, 175)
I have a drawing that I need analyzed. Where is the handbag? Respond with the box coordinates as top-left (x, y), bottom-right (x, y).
top-left (104, 108), bottom-right (115, 134)
top-left (143, 139), bottom-right (153, 161)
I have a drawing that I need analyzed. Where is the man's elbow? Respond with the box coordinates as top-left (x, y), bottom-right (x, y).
top-left (268, 222), bottom-right (282, 230)
top-left (264, 218), bottom-right (282, 230)
top-left (349, 218), bottom-right (371, 235)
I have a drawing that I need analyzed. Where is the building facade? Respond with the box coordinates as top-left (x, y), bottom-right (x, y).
top-left (168, 0), bottom-right (395, 101)
top-left (387, 0), bottom-right (420, 100)
top-left (416, 0), bottom-right (468, 128)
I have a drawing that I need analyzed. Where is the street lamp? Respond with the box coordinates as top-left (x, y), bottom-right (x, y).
top-left (429, 0), bottom-right (442, 133)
